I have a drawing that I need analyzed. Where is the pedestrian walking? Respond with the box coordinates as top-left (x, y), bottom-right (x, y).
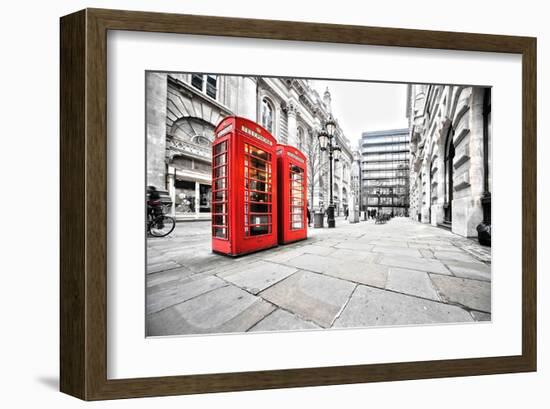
top-left (344, 207), bottom-right (349, 220)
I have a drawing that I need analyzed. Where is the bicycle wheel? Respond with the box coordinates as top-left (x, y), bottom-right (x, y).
top-left (149, 216), bottom-right (176, 237)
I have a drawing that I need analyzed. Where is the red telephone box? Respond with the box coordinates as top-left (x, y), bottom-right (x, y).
top-left (276, 144), bottom-right (308, 244)
top-left (211, 116), bottom-right (278, 256)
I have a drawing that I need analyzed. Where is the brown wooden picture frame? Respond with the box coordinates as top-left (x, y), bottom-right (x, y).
top-left (60, 8), bottom-right (537, 401)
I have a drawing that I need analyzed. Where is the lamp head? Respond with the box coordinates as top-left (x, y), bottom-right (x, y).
top-left (317, 129), bottom-right (329, 151)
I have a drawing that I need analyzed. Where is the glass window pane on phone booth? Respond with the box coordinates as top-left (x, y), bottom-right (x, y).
top-left (249, 146), bottom-right (269, 160)
top-left (250, 203), bottom-right (270, 213)
top-left (214, 178), bottom-right (226, 190)
top-left (250, 156), bottom-right (267, 170)
top-left (213, 215), bottom-right (227, 225)
top-left (214, 190), bottom-right (226, 201)
top-left (249, 168), bottom-right (267, 181)
top-left (214, 153), bottom-right (226, 166)
top-left (213, 203), bottom-right (227, 214)
top-left (292, 211), bottom-right (303, 220)
top-left (250, 225), bottom-right (269, 236)
top-left (290, 164), bottom-right (302, 173)
top-left (292, 221), bottom-right (303, 229)
top-left (213, 227), bottom-right (227, 238)
top-left (250, 215), bottom-right (271, 225)
top-left (248, 180), bottom-right (269, 192)
top-left (215, 166), bottom-right (226, 178)
top-left (250, 192), bottom-right (269, 203)
top-left (214, 141), bottom-right (226, 155)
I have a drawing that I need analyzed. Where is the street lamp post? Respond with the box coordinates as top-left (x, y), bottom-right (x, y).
top-left (317, 115), bottom-right (341, 228)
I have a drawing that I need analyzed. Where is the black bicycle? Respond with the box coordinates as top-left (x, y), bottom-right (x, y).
top-left (147, 201), bottom-right (176, 237)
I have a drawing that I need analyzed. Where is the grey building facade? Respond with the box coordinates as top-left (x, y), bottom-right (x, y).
top-left (146, 73), bottom-right (353, 220)
top-left (407, 84), bottom-right (492, 239)
top-left (359, 128), bottom-right (410, 217)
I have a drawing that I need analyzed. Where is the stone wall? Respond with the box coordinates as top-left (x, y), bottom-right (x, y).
top-left (146, 72), bottom-right (168, 189)
top-left (408, 84), bottom-right (491, 238)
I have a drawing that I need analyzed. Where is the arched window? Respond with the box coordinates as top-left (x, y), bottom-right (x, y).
top-left (261, 98), bottom-right (274, 134)
top-left (171, 117), bottom-right (215, 146)
top-left (296, 127), bottom-right (304, 151)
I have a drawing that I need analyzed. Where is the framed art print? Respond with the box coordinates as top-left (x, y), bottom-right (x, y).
top-left (60, 8), bottom-right (536, 400)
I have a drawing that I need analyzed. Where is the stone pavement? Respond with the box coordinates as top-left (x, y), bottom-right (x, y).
top-left (146, 217), bottom-right (491, 336)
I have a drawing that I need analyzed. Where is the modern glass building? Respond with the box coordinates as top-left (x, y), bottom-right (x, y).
top-left (359, 128), bottom-right (410, 217)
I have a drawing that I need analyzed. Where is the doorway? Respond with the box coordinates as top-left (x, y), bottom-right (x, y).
top-left (444, 128), bottom-right (455, 224)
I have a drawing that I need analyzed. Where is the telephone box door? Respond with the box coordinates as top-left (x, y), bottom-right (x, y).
top-left (276, 144), bottom-right (308, 244)
top-left (212, 116), bottom-right (278, 256)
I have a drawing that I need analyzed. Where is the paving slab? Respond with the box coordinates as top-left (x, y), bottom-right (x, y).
top-left (147, 254), bottom-right (174, 265)
top-left (372, 246), bottom-right (422, 258)
top-left (147, 285), bottom-right (275, 336)
top-left (333, 241), bottom-right (375, 251)
top-left (147, 275), bottom-right (227, 314)
top-left (147, 261), bottom-right (182, 274)
top-left (430, 274), bottom-right (491, 312)
top-left (409, 242), bottom-right (457, 251)
top-left (379, 254), bottom-right (451, 275)
top-left (300, 244), bottom-right (338, 256)
top-left (470, 311), bottom-right (492, 321)
top-left (419, 249), bottom-right (435, 259)
top-left (329, 248), bottom-right (378, 263)
top-left (310, 239), bottom-right (341, 247)
top-left (263, 247), bottom-right (307, 263)
top-left (385, 267), bottom-right (440, 301)
top-left (433, 250), bottom-right (479, 263)
top-left (146, 266), bottom-right (195, 288)
top-left (333, 285), bottom-right (473, 328)
top-left (444, 260), bottom-right (491, 281)
top-left (283, 253), bottom-right (388, 288)
top-left (219, 261), bottom-right (298, 294)
top-left (260, 270), bottom-right (356, 328)
top-left (369, 239), bottom-right (410, 248)
top-left (249, 309), bottom-right (321, 332)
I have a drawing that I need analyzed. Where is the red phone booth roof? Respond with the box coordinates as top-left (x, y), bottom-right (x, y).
top-left (215, 116), bottom-right (277, 148)
top-left (276, 144), bottom-right (307, 164)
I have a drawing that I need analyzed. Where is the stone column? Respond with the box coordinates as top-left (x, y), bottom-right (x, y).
top-left (195, 182), bottom-right (200, 219)
top-left (239, 76), bottom-right (258, 122)
top-left (146, 73), bottom-right (167, 189)
top-left (287, 102), bottom-right (297, 147)
top-left (464, 87), bottom-right (486, 236)
top-left (167, 170), bottom-right (176, 217)
top-left (421, 160), bottom-right (430, 223)
top-left (469, 88), bottom-right (486, 197)
top-left (433, 149), bottom-right (446, 225)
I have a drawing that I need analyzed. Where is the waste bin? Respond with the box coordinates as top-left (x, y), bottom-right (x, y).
top-left (313, 212), bottom-right (324, 228)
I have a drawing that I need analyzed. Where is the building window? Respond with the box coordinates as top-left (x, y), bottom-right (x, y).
top-left (297, 127), bottom-right (304, 151)
top-left (190, 74), bottom-right (217, 99)
top-left (261, 98), bottom-right (274, 134)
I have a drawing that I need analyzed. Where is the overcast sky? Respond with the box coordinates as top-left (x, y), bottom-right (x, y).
top-left (310, 80), bottom-right (409, 149)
